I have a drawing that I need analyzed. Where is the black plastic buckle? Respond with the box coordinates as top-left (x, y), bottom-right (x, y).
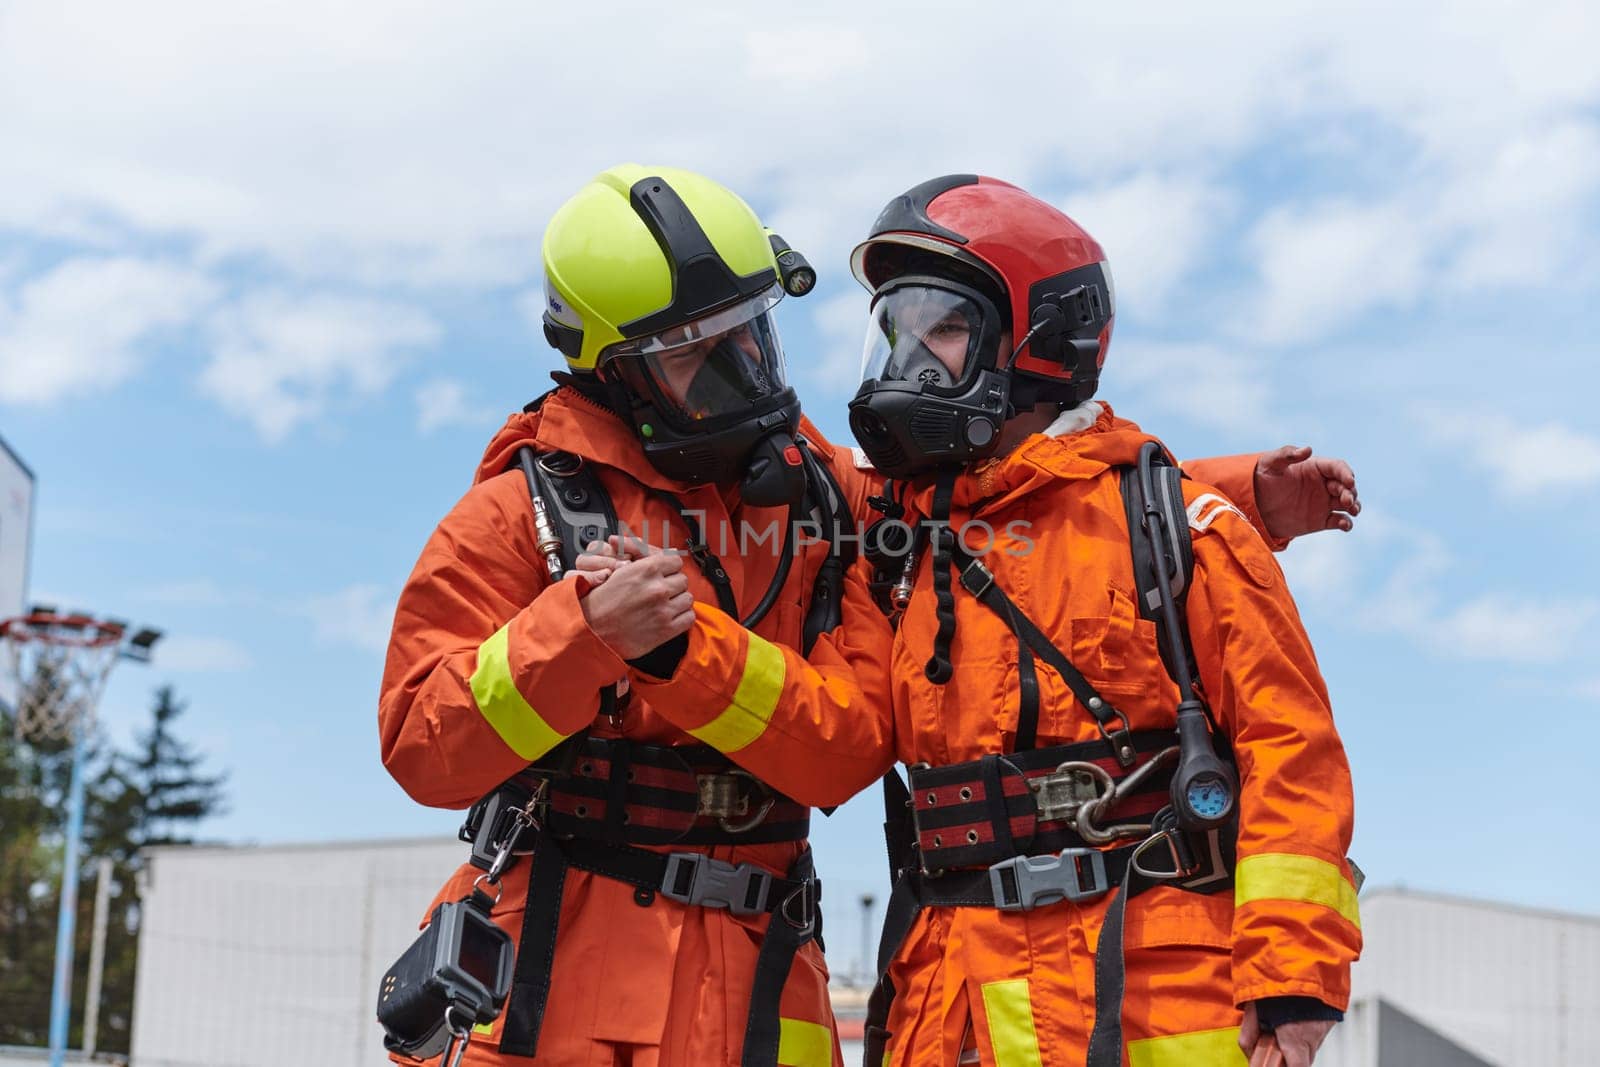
top-left (660, 852), bottom-right (774, 915)
top-left (958, 560), bottom-right (995, 598)
top-left (466, 785), bottom-right (545, 872)
top-left (989, 848), bottom-right (1110, 911)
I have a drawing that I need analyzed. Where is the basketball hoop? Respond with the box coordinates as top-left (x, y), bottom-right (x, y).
top-left (1, 611), bottom-right (126, 742)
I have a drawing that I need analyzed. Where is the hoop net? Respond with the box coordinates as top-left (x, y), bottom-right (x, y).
top-left (1, 613), bottom-right (124, 743)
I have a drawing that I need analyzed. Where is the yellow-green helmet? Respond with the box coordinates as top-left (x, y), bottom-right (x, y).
top-left (539, 165), bottom-right (815, 502)
top-left (541, 164), bottom-right (783, 373)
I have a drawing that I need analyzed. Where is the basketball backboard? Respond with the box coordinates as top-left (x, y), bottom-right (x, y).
top-left (0, 431), bottom-right (35, 713)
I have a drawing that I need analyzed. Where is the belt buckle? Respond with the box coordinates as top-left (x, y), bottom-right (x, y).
top-left (1028, 764), bottom-right (1105, 823)
top-left (696, 769), bottom-right (775, 834)
top-left (660, 852), bottom-right (774, 915)
top-left (988, 848), bottom-right (1110, 911)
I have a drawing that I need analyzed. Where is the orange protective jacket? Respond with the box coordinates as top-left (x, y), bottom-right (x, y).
top-left (378, 387), bottom-right (876, 1067)
top-left (629, 404), bottom-right (1360, 1066)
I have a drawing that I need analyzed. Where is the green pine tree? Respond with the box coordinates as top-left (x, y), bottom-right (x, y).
top-left (0, 684), bottom-right (226, 1054)
top-left (84, 686), bottom-right (228, 1054)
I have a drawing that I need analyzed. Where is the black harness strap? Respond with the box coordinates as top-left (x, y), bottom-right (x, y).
top-left (861, 865), bottom-right (922, 1067)
top-left (502, 835), bottom-right (820, 1060)
top-left (956, 552), bottom-right (1136, 768)
top-left (740, 849), bottom-right (821, 1067)
top-left (501, 827), bottom-right (568, 1056)
top-left (633, 481), bottom-right (741, 617)
top-left (602, 738), bottom-right (631, 847)
top-left (924, 473), bottom-right (958, 684)
top-left (999, 594), bottom-right (1043, 752)
top-left (1084, 871), bottom-right (1153, 1067)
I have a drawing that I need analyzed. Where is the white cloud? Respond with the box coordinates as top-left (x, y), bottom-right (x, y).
top-left (415, 378), bottom-right (498, 434)
top-left (1578, 678), bottom-right (1600, 700)
top-left (743, 28), bottom-right (869, 84)
top-left (304, 584), bottom-right (395, 653)
top-left (1418, 410), bottom-right (1600, 497)
top-left (0, 257), bottom-right (217, 404)
top-left (1283, 510), bottom-right (1598, 665)
top-left (1105, 341), bottom-right (1286, 438)
top-left (0, 0), bottom-right (1591, 303)
top-left (200, 294), bottom-right (439, 441)
top-left (1239, 115), bottom-right (1600, 345)
top-left (1431, 595), bottom-right (1600, 664)
top-left (156, 634), bottom-right (253, 672)
top-left (1244, 201), bottom-right (1432, 345)
top-left (800, 290), bottom-right (867, 396)
top-left (1067, 173), bottom-right (1229, 309)
top-left (1438, 120), bottom-right (1600, 291)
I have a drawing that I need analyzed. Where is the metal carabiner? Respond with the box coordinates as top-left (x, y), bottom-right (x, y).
top-left (441, 1004), bottom-right (475, 1067)
top-left (1073, 746), bottom-right (1180, 844)
top-left (486, 779), bottom-right (548, 885)
top-left (721, 769), bottom-right (776, 834)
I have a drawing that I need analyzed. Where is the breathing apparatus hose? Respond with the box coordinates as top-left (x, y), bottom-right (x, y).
top-left (737, 439), bottom-right (843, 633)
top-left (1134, 443), bottom-right (1238, 831)
top-left (739, 499), bottom-right (796, 629)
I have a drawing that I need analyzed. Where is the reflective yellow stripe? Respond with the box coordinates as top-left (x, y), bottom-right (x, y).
top-left (1235, 852), bottom-right (1362, 929)
top-left (979, 979), bottom-right (1043, 1067)
top-left (1128, 1027), bottom-right (1246, 1067)
top-left (468, 624), bottom-right (568, 760)
top-left (688, 631), bottom-right (786, 752)
top-left (777, 1017), bottom-right (832, 1067)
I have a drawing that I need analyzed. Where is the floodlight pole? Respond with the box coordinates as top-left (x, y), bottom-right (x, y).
top-left (84, 856), bottom-right (114, 1056)
top-left (47, 713), bottom-right (90, 1067)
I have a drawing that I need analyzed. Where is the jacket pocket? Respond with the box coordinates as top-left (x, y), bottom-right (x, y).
top-left (1068, 586), bottom-right (1170, 700)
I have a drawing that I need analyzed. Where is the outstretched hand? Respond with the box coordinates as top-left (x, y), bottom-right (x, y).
top-left (1254, 445), bottom-right (1360, 541)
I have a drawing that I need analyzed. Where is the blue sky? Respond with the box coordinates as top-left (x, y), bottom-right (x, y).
top-left (2, 1), bottom-right (1598, 961)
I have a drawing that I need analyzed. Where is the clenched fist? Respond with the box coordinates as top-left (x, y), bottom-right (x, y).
top-left (578, 545), bottom-right (695, 660)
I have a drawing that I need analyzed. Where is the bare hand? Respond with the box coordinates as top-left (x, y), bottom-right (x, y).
top-left (578, 547), bottom-right (694, 659)
top-left (570, 540), bottom-right (626, 588)
top-left (1254, 445), bottom-right (1360, 541)
top-left (1240, 1002), bottom-right (1336, 1067)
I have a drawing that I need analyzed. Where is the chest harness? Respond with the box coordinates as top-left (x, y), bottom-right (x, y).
top-left (438, 392), bottom-right (856, 1065)
top-left (859, 441), bottom-right (1242, 1067)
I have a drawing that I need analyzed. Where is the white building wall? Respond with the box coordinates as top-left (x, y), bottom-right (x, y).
top-left (1351, 888), bottom-right (1600, 1066)
top-left (131, 838), bottom-right (461, 1067)
top-left (131, 841), bottom-right (1600, 1067)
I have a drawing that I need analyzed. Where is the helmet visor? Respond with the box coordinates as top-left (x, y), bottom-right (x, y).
top-left (859, 279), bottom-right (1001, 391)
top-left (605, 286), bottom-right (789, 428)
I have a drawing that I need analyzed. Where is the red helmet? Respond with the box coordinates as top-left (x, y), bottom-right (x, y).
top-left (850, 174), bottom-right (1115, 401)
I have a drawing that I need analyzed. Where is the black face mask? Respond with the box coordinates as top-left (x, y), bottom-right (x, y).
top-left (848, 276), bottom-right (1010, 480)
top-left (680, 333), bottom-right (773, 416)
top-left (603, 305), bottom-right (806, 504)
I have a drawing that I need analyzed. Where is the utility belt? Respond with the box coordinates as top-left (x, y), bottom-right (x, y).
top-left (866, 732), bottom-right (1236, 1067)
top-left (457, 736), bottom-right (818, 1066)
top-left (460, 736), bottom-right (811, 865)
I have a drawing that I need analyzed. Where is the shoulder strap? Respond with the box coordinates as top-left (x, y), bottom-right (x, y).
top-left (515, 447), bottom-right (618, 573)
top-left (797, 440), bottom-right (856, 655)
top-left (1119, 445), bottom-right (1196, 686)
top-left (515, 447), bottom-right (622, 722)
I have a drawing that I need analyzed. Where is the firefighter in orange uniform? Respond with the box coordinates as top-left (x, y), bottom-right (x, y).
top-left (380, 164), bottom-right (1356, 1067)
top-left (613, 176), bottom-right (1360, 1067)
